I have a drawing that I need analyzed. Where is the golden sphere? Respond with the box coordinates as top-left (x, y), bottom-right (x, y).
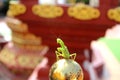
top-left (49, 59), bottom-right (84, 80)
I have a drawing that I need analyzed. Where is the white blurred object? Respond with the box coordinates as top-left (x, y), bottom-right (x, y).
top-left (89, 0), bottom-right (99, 7)
top-left (0, 22), bottom-right (11, 41)
top-left (38, 0), bottom-right (56, 5)
top-left (57, 0), bottom-right (66, 5)
top-left (105, 24), bottom-right (120, 39)
top-left (83, 60), bottom-right (99, 80)
top-left (91, 42), bottom-right (104, 69)
top-left (91, 41), bottom-right (120, 80)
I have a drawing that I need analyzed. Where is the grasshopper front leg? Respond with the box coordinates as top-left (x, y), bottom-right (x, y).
top-left (70, 53), bottom-right (76, 60)
top-left (55, 51), bottom-right (62, 60)
top-left (57, 47), bottom-right (63, 53)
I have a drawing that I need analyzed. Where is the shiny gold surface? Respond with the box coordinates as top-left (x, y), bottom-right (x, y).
top-left (49, 59), bottom-right (83, 80)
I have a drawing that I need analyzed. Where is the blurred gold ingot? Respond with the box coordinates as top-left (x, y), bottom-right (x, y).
top-left (7, 3), bottom-right (26, 17)
top-left (67, 3), bottom-right (100, 20)
top-left (18, 55), bottom-right (31, 67)
top-left (67, 7), bottom-right (75, 17)
top-left (92, 9), bottom-right (100, 18)
top-left (32, 5), bottom-right (41, 15)
top-left (107, 7), bottom-right (120, 22)
top-left (32, 5), bottom-right (64, 18)
top-left (55, 7), bottom-right (63, 16)
top-left (107, 9), bottom-right (115, 19)
top-left (0, 48), bottom-right (16, 66)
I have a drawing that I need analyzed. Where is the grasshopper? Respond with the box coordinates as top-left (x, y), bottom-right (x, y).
top-left (55, 38), bottom-right (76, 60)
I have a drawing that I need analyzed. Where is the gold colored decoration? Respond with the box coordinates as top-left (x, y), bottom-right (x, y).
top-left (67, 3), bottom-right (100, 20)
top-left (0, 18), bottom-right (49, 76)
top-left (7, 3), bottom-right (26, 17)
top-left (32, 4), bottom-right (64, 18)
top-left (17, 55), bottom-right (43, 68)
top-left (18, 55), bottom-right (31, 67)
top-left (0, 48), bottom-right (16, 66)
top-left (107, 7), bottom-right (120, 22)
top-left (0, 47), bottom-right (44, 69)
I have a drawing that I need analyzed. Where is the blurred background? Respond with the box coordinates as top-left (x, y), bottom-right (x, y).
top-left (0, 0), bottom-right (120, 80)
